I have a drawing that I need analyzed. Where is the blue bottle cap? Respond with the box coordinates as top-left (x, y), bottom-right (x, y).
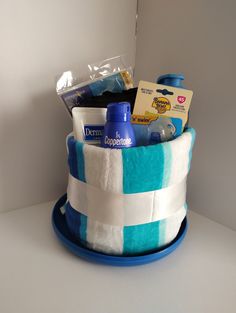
top-left (150, 132), bottom-right (161, 144)
top-left (157, 73), bottom-right (185, 88)
top-left (107, 102), bottom-right (131, 122)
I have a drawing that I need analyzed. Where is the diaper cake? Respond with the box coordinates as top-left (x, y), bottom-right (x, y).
top-left (53, 59), bottom-right (196, 265)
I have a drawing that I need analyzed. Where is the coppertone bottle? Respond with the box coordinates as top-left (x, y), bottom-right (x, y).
top-left (101, 102), bottom-right (136, 149)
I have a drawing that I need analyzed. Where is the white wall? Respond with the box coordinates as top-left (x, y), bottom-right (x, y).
top-left (2, 0), bottom-right (235, 232)
top-left (135, 0), bottom-right (236, 230)
top-left (0, 0), bottom-right (137, 212)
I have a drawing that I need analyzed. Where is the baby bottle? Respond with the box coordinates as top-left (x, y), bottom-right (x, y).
top-left (101, 102), bottom-right (136, 149)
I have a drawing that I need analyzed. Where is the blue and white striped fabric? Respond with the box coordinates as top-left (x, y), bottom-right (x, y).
top-left (65, 202), bottom-right (187, 255)
top-left (65, 128), bottom-right (196, 255)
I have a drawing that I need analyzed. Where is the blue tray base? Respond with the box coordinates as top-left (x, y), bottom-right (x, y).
top-left (51, 194), bottom-right (188, 266)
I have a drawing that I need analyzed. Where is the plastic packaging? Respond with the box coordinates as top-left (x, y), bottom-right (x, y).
top-left (72, 107), bottom-right (106, 145)
top-left (148, 74), bottom-right (185, 144)
top-left (157, 73), bottom-right (190, 132)
top-left (88, 55), bottom-right (133, 84)
top-left (149, 117), bottom-right (176, 144)
top-left (101, 102), bottom-right (136, 149)
top-left (132, 77), bottom-right (193, 145)
top-left (56, 56), bottom-right (133, 116)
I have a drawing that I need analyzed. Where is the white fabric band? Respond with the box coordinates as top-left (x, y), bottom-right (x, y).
top-left (67, 174), bottom-right (187, 227)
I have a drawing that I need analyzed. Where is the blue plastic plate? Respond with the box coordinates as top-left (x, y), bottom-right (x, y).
top-left (52, 194), bottom-right (188, 266)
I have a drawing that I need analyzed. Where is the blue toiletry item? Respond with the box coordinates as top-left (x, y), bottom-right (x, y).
top-left (157, 73), bottom-right (185, 88)
top-left (134, 74), bottom-right (187, 146)
top-left (156, 73), bottom-right (189, 135)
top-left (148, 116), bottom-right (177, 145)
top-left (149, 132), bottom-right (161, 145)
top-left (157, 73), bottom-right (190, 128)
top-left (101, 102), bottom-right (136, 149)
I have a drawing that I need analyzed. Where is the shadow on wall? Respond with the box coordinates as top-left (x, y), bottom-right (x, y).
top-left (0, 89), bottom-right (71, 212)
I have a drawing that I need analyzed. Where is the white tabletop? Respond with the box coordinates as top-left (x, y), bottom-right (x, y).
top-left (0, 200), bottom-right (235, 313)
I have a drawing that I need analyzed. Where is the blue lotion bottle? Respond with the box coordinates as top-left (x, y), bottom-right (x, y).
top-left (101, 102), bottom-right (136, 149)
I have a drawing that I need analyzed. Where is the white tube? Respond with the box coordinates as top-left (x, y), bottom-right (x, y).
top-left (72, 107), bottom-right (107, 144)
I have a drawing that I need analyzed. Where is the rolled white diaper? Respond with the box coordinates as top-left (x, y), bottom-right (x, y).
top-left (67, 174), bottom-right (187, 226)
top-left (68, 128), bottom-right (196, 194)
top-left (84, 204), bottom-right (186, 255)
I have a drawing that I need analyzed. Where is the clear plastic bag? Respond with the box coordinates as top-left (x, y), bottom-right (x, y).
top-left (88, 55), bottom-right (132, 80)
top-left (56, 56), bottom-right (134, 115)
